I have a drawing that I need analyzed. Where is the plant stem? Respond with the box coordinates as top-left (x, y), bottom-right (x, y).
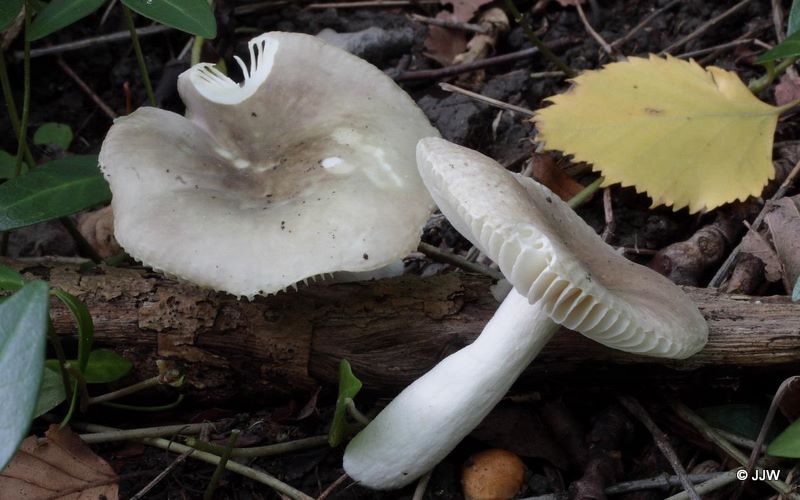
top-left (749, 56), bottom-right (798, 93)
top-left (568, 176), bottom-right (604, 208)
top-left (776, 95), bottom-right (800, 114)
top-left (47, 323), bottom-right (73, 401)
top-left (80, 422), bottom-right (211, 443)
top-left (59, 217), bottom-right (103, 263)
top-left (87, 373), bottom-right (162, 405)
top-left (100, 394), bottom-right (185, 411)
top-left (0, 52), bottom-right (34, 167)
top-left (122, 5), bottom-right (156, 106)
top-left (203, 430), bottom-right (240, 500)
top-left (14, 4), bottom-right (32, 178)
top-left (503, 0), bottom-right (575, 77)
top-left (64, 363), bottom-right (91, 412)
top-left (191, 36), bottom-right (204, 66)
top-left (186, 435), bottom-right (329, 458)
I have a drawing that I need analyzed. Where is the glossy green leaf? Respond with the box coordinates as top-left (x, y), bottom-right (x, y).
top-left (28, 0), bottom-right (106, 41)
top-left (0, 281), bottom-right (49, 469)
top-left (789, 0), bottom-right (800, 36)
top-left (757, 29), bottom-right (800, 63)
top-left (51, 289), bottom-right (92, 371)
top-left (33, 122), bottom-right (73, 150)
top-left (0, 265), bottom-right (24, 291)
top-left (328, 359), bottom-right (363, 447)
top-left (33, 365), bottom-right (67, 417)
top-left (0, 155), bottom-right (110, 231)
top-left (793, 276), bottom-right (800, 302)
top-left (697, 404), bottom-right (768, 440)
top-left (0, 0), bottom-right (23, 31)
top-left (121, 0), bottom-right (216, 37)
top-left (768, 418), bottom-right (800, 457)
top-left (83, 350), bottom-right (132, 383)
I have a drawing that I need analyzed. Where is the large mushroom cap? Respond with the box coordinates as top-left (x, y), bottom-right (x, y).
top-left (417, 138), bottom-right (707, 358)
top-left (100, 32), bottom-right (438, 297)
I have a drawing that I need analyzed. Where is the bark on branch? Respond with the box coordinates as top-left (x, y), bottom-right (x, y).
top-left (7, 259), bottom-right (800, 403)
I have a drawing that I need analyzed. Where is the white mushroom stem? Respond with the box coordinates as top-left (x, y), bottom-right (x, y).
top-left (343, 289), bottom-right (558, 489)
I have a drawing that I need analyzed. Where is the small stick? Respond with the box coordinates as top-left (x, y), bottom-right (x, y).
top-left (395, 39), bottom-right (575, 82)
top-left (610, 0), bottom-right (681, 49)
top-left (664, 469), bottom-right (743, 500)
top-left (122, 6), bottom-right (156, 106)
top-left (57, 58), bottom-right (118, 120)
top-left (80, 422), bottom-right (211, 443)
top-left (601, 187), bottom-right (614, 242)
top-left (130, 446), bottom-right (194, 500)
top-left (678, 38), bottom-right (754, 59)
top-left (418, 242), bottom-right (504, 281)
top-left (661, 0), bottom-right (753, 54)
top-left (317, 473), bottom-right (349, 500)
top-left (605, 472), bottom-right (724, 495)
top-left (617, 395), bottom-right (700, 500)
top-left (16, 25), bottom-right (172, 60)
top-left (575, 3), bottom-right (620, 60)
top-left (503, 0), bottom-right (576, 77)
top-left (530, 70), bottom-right (565, 79)
top-left (439, 82), bottom-right (534, 116)
top-left (412, 471), bottom-right (433, 500)
top-left (709, 158), bottom-right (800, 287)
top-left (234, 0), bottom-right (291, 15)
top-left (410, 13), bottom-right (487, 34)
top-left (712, 428), bottom-right (764, 452)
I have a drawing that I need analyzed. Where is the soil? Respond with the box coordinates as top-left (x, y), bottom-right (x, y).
top-left (2, 0), bottom-right (799, 498)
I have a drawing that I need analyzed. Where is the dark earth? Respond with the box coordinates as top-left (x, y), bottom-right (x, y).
top-left (2, 0), bottom-right (800, 498)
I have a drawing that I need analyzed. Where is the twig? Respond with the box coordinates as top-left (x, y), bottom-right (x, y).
top-left (130, 446), bottom-right (194, 500)
top-left (439, 82), bottom-right (534, 116)
top-left (670, 400), bottom-right (795, 497)
top-left (503, 0), bottom-right (576, 77)
top-left (664, 469), bottom-right (743, 500)
top-left (709, 158), bottom-right (800, 287)
top-left (712, 428), bottom-right (764, 452)
top-left (15, 25), bottom-right (172, 60)
top-left (234, 0), bottom-right (291, 15)
top-left (601, 187), bottom-right (614, 242)
top-left (412, 471), bottom-right (433, 500)
top-left (661, 0), bottom-right (753, 54)
top-left (203, 429), bottom-right (240, 500)
top-left (122, 6), bottom-right (156, 106)
top-left (605, 472), bottom-right (723, 495)
top-left (57, 58), bottom-right (117, 120)
top-left (395, 39), bottom-right (575, 82)
top-left (740, 376), bottom-right (800, 496)
top-left (80, 423), bottom-right (211, 444)
top-left (530, 70), bottom-right (565, 79)
top-left (77, 422), bottom-right (315, 500)
top-left (617, 396), bottom-right (700, 500)
top-left (575, 2), bottom-right (620, 60)
top-left (771, 0), bottom-right (786, 43)
top-left (611, 0), bottom-right (681, 49)
top-left (317, 473), bottom-right (350, 500)
top-left (410, 13), bottom-right (487, 34)
top-left (418, 242), bottom-right (504, 280)
top-left (15, 5), bottom-right (31, 178)
top-left (306, 0), bottom-right (438, 8)
top-left (677, 38), bottom-right (754, 59)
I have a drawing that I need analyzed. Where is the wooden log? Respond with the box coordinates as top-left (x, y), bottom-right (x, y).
top-left (6, 259), bottom-right (800, 403)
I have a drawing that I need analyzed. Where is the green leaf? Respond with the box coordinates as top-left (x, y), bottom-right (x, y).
top-left (83, 350), bottom-right (132, 383)
top-left (0, 155), bottom-right (110, 231)
top-left (789, 0), bottom-right (800, 36)
top-left (0, 150), bottom-right (28, 179)
top-left (0, 0), bottom-right (23, 31)
top-left (121, 0), bottom-right (216, 37)
top-left (33, 365), bottom-right (67, 417)
top-left (328, 359), bottom-right (362, 447)
top-left (28, 0), bottom-right (106, 41)
top-left (768, 418), bottom-right (800, 457)
top-left (51, 289), bottom-right (92, 371)
top-left (0, 265), bottom-right (25, 291)
top-left (697, 404), bottom-right (768, 440)
top-left (757, 29), bottom-right (800, 64)
top-left (0, 281), bottom-right (49, 469)
top-left (793, 276), bottom-right (800, 302)
top-left (33, 122), bottom-right (73, 150)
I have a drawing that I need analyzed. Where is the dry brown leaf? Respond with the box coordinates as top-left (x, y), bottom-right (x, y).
top-left (453, 8), bottom-right (509, 66)
top-left (0, 425), bottom-right (119, 499)
top-left (738, 228), bottom-right (783, 283)
top-left (765, 195), bottom-right (800, 293)
top-left (424, 13), bottom-right (469, 66)
top-left (77, 206), bottom-right (121, 258)
top-left (774, 74), bottom-right (800, 107)
top-left (448, 0), bottom-right (493, 22)
top-left (529, 153), bottom-right (586, 201)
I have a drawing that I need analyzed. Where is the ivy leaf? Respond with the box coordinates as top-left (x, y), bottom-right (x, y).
top-left (535, 55), bottom-right (781, 213)
top-left (769, 418), bottom-right (800, 457)
top-left (34, 365), bottom-right (67, 417)
top-left (28, 0), bottom-right (107, 41)
top-left (789, 0), bottom-right (800, 36)
top-left (33, 122), bottom-right (73, 150)
top-left (0, 264), bottom-right (24, 291)
top-left (82, 350), bottom-right (132, 383)
top-left (757, 30), bottom-right (800, 64)
top-left (51, 289), bottom-right (92, 371)
top-left (0, 0), bottom-right (23, 35)
top-left (0, 155), bottom-right (110, 231)
top-left (121, 0), bottom-right (216, 38)
top-left (0, 150), bottom-right (28, 179)
top-left (328, 359), bottom-right (363, 447)
top-left (0, 281), bottom-right (49, 470)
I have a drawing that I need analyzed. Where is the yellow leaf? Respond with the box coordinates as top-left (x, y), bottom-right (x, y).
top-left (534, 55), bottom-right (781, 213)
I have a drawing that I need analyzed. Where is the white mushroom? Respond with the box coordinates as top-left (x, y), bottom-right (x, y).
top-left (99, 32), bottom-right (438, 297)
top-left (343, 138), bottom-right (708, 488)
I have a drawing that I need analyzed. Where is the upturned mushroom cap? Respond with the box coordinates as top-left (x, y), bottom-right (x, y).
top-left (99, 32), bottom-right (438, 298)
top-left (417, 138), bottom-right (707, 358)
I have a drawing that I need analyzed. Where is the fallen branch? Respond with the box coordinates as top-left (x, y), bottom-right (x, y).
top-left (7, 259), bottom-right (800, 403)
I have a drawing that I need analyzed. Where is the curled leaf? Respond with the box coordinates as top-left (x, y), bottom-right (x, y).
top-left (535, 55), bottom-right (781, 213)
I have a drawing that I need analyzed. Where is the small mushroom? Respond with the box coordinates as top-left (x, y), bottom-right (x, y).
top-left (462, 449), bottom-right (525, 500)
top-left (343, 138), bottom-right (708, 488)
top-left (99, 32), bottom-right (438, 297)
